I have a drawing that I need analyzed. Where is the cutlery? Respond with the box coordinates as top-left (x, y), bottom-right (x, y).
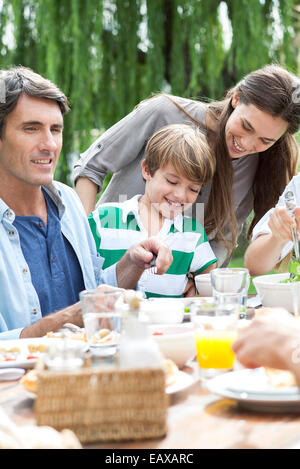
top-left (284, 190), bottom-right (300, 263)
top-left (147, 253), bottom-right (157, 275)
top-left (284, 191), bottom-right (300, 315)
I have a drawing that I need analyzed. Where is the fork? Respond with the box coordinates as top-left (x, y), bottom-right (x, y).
top-left (147, 253), bottom-right (157, 275)
top-left (284, 190), bottom-right (300, 262)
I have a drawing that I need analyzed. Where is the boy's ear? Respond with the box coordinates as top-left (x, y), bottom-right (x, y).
top-left (141, 159), bottom-right (151, 180)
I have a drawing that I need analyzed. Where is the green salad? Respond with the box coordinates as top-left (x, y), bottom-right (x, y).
top-left (280, 260), bottom-right (300, 283)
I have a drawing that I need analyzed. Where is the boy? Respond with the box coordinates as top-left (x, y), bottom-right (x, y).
top-left (89, 124), bottom-right (217, 298)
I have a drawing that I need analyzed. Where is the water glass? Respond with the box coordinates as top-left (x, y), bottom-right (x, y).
top-left (210, 268), bottom-right (250, 317)
top-left (80, 289), bottom-right (123, 357)
top-left (44, 339), bottom-right (85, 372)
top-left (191, 300), bottom-right (238, 380)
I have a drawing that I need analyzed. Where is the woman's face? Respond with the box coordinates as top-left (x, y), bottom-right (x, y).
top-left (225, 92), bottom-right (289, 159)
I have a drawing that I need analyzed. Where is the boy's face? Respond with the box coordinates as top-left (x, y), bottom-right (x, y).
top-left (141, 161), bottom-right (201, 219)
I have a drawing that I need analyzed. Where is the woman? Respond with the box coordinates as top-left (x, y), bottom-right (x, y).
top-left (244, 174), bottom-right (300, 276)
top-left (74, 64), bottom-right (300, 266)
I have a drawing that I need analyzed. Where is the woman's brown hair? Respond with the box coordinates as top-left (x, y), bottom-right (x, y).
top-left (147, 64), bottom-right (300, 259)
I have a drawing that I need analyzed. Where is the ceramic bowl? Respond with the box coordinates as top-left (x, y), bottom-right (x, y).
top-left (253, 273), bottom-right (297, 313)
top-left (147, 323), bottom-right (196, 368)
top-left (139, 299), bottom-right (185, 324)
top-left (194, 274), bottom-right (213, 297)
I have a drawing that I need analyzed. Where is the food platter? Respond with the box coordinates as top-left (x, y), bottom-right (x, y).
top-left (166, 370), bottom-right (196, 395)
top-left (206, 368), bottom-right (300, 412)
top-left (0, 338), bottom-right (50, 369)
top-left (0, 338), bottom-right (86, 369)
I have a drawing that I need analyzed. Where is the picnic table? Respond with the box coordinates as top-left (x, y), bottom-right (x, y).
top-left (2, 363), bottom-right (300, 450)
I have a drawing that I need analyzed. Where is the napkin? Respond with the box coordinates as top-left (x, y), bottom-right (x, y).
top-left (0, 407), bottom-right (82, 449)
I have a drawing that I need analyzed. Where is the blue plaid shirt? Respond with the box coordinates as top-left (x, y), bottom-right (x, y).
top-left (0, 182), bottom-right (117, 339)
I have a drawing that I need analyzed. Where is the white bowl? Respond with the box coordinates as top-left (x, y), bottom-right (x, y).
top-left (253, 273), bottom-right (297, 313)
top-left (147, 323), bottom-right (196, 368)
top-left (194, 274), bottom-right (213, 296)
top-left (139, 299), bottom-right (184, 324)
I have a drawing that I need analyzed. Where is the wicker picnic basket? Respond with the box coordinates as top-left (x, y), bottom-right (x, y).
top-left (34, 366), bottom-right (168, 444)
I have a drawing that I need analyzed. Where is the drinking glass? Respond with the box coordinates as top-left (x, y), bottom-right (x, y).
top-left (44, 339), bottom-right (85, 372)
top-left (80, 289), bottom-right (123, 357)
top-left (191, 300), bottom-right (238, 380)
top-left (210, 268), bottom-right (250, 317)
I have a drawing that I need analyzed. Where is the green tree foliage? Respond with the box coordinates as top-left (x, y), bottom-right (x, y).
top-left (0, 0), bottom-right (298, 184)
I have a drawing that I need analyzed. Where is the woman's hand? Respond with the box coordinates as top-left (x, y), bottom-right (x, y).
top-left (268, 207), bottom-right (300, 243)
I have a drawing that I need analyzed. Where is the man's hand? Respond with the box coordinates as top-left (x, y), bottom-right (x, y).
top-left (20, 302), bottom-right (84, 338)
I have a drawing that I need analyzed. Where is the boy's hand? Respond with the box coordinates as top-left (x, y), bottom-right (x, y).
top-left (128, 236), bottom-right (173, 275)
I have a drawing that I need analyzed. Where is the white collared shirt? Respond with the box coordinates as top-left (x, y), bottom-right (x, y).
top-left (89, 195), bottom-right (217, 298)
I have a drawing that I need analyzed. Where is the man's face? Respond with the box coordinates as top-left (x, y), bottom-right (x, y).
top-left (0, 94), bottom-right (63, 189)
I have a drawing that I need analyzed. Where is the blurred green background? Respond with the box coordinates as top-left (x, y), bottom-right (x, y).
top-left (1, 0), bottom-right (299, 293)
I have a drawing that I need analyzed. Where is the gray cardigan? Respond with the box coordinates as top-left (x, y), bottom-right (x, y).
top-left (73, 95), bottom-right (259, 266)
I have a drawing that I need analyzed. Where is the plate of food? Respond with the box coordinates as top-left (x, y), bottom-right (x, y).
top-left (164, 358), bottom-right (196, 395)
top-left (207, 367), bottom-right (300, 412)
top-left (0, 337), bottom-right (87, 370)
top-left (0, 338), bottom-right (51, 369)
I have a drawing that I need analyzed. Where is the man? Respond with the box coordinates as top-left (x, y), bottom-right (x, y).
top-left (0, 67), bottom-right (172, 340)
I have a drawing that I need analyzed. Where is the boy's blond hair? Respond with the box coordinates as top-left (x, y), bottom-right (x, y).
top-left (144, 124), bottom-right (215, 185)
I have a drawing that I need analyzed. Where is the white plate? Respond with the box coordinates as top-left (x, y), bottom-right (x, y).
top-left (166, 370), bottom-right (196, 395)
top-left (0, 368), bottom-right (25, 381)
top-left (0, 338), bottom-right (48, 369)
top-left (0, 338), bottom-right (86, 370)
top-left (207, 368), bottom-right (300, 412)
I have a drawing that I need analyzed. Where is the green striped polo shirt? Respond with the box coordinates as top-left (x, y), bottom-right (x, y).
top-left (89, 195), bottom-right (217, 298)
